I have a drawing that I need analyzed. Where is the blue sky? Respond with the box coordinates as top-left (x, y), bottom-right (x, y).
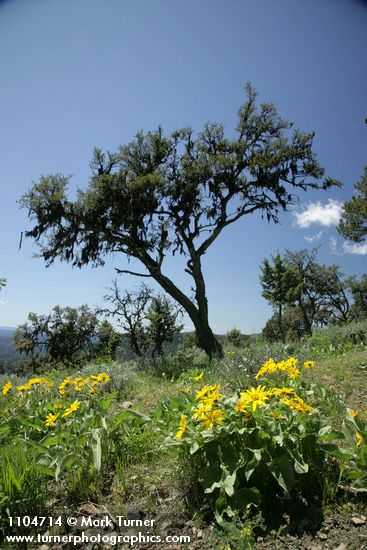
top-left (0, 0), bottom-right (366, 333)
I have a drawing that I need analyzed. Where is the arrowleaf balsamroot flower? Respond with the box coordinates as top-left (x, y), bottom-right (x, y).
top-left (62, 400), bottom-right (81, 418)
top-left (236, 385), bottom-right (270, 412)
top-left (44, 413), bottom-right (59, 427)
top-left (200, 409), bottom-right (225, 429)
top-left (303, 360), bottom-right (315, 369)
top-left (356, 432), bottom-right (363, 447)
top-left (2, 381), bottom-right (11, 396)
top-left (175, 414), bottom-right (187, 441)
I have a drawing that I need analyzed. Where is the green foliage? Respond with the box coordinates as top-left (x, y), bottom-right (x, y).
top-left (0, 278), bottom-right (6, 291)
top-left (163, 356), bottom-right (367, 525)
top-left (225, 328), bottom-right (243, 348)
top-left (261, 248), bottom-right (356, 340)
top-left (0, 442), bottom-right (48, 537)
top-left (13, 305), bottom-right (119, 368)
top-left (347, 274), bottom-right (367, 320)
top-left (338, 165), bottom-right (367, 243)
top-left (260, 253), bottom-right (300, 342)
top-left (20, 85), bottom-right (337, 358)
top-left (103, 282), bottom-right (182, 357)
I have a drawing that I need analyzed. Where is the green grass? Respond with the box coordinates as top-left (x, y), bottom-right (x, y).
top-left (0, 324), bottom-right (366, 547)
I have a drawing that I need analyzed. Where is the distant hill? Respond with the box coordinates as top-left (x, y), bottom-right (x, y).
top-left (0, 327), bottom-right (24, 372)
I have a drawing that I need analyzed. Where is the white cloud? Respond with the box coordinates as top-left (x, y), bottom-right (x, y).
top-left (0, 300), bottom-right (9, 306)
top-left (342, 241), bottom-right (367, 255)
top-left (294, 199), bottom-right (343, 228)
top-left (329, 237), bottom-right (341, 255)
top-left (304, 231), bottom-right (324, 243)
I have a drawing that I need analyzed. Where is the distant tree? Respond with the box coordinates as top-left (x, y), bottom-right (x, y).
top-left (102, 282), bottom-right (182, 357)
top-left (262, 249), bottom-right (353, 340)
top-left (19, 85), bottom-right (337, 358)
top-left (262, 306), bottom-right (306, 342)
top-left (347, 274), bottom-right (367, 320)
top-left (225, 328), bottom-right (243, 348)
top-left (0, 278), bottom-right (6, 291)
top-left (13, 305), bottom-right (116, 368)
top-left (284, 249), bottom-right (350, 333)
top-left (145, 294), bottom-right (183, 356)
top-left (260, 253), bottom-right (300, 342)
top-left (96, 319), bottom-right (121, 359)
top-left (338, 166), bottom-right (367, 243)
top-left (102, 282), bottom-right (151, 357)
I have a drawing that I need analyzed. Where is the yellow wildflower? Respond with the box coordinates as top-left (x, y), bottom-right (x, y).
top-left (62, 400), bottom-right (81, 418)
top-left (17, 385), bottom-right (29, 393)
top-left (44, 413), bottom-right (59, 427)
top-left (2, 381), bottom-right (11, 396)
top-left (303, 360), bottom-right (315, 369)
top-left (285, 357), bottom-right (298, 368)
top-left (270, 387), bottom-right (295, 397)
top-left (276, 360), bottom-right (288, 372)
top-left (287, 366), bottom-right (300, 379)
top-left (58, 377), bottom-right (72, 396)
top-left (282, 396), bottom-right (313, 414)
top-left (193, 401), bottom-right (213, 420)
top-left (192, 371), bottom-right (204, 381)
top-left (356, 432), bottom-right (363, 447)
top-left (349, 410), bottom-right (359, 418)
top-left (195, 384), bottom-right (222, 403)
top-left (175, 414), bottom-right (187, 441)
top-left (271, 411), bottom-right (283, 421)
top-left (255, 358), bottom-right (277, 379)
top-left (184, 387), bottom-right (191, 393)
top-left (201, 409), bottom-right (225, 429)
top-left (236, 385), bottom-right (270, 412)
top-left (54, 402), bottom-right (63, 410)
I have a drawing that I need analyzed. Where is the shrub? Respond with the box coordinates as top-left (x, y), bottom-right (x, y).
top-left (163, 357), bottom-right (365, 526)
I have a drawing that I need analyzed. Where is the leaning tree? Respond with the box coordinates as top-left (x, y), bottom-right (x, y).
top-left (19, 85), bottom-right (336, 358)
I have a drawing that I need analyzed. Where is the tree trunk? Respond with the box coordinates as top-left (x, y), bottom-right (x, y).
top-left (191, 314), bottom-right (223, 358)
top-left (139, 250), bottom-right (224, 359)
top-left (278, 303), bottom-right (285, 343)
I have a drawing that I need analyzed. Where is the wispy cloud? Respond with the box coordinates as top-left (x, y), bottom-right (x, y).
top-left (329, 237), bottom-right (367, 255)
top-left (342, 241), bottom-right (367, 255)
top-left (0, 300), bottom-right (9, 306)
top-left (304, 231), bottom-right (324, 243)
top-left (294, 199), bottom-right (343, 228)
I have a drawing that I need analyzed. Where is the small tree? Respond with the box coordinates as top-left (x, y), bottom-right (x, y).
top-left (145, 294), bottom-right (183, 356)
top-left (103, 283), bottom-right (182, 357)
top-left (0, 278), bottom-right (6, 291)
top-left (338, 166), bottom-right (367, 243)
top-left (260, 253), bottom-right (300, 342)
top-left (102, 282), bottom-right (151, 356)
top-left (20, 85), bottom-right (336, 358)
top-left (347, 274), bottom-right (367, 320)
top-left (225, 328), bottom-right (243, 348)
top-left (262, 306), bottom-right (306, 342)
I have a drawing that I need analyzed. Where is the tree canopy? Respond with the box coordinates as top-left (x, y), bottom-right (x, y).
top-left (13, 305), bottom-right (119, 369)
top-left (337, 165), bottom-right (367, 243)
top-left (20, 85), bottom-right (336, 358)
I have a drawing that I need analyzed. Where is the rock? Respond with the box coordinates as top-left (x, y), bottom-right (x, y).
top-left (78, 503), bottom-right (99, 516)
top-left (351, 516), bottom-right (366, 526)
top-left (196, 529), bottom-right (203, 539)
top-left (121, 401), bottom-right (132, 409)
top-left (334, 544), bottom-right (347, 550)
top-left (318, 532), bottom-right (328, 540)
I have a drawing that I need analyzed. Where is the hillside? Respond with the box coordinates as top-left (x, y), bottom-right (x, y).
top-left (0, 322), bottom-right (366, 548)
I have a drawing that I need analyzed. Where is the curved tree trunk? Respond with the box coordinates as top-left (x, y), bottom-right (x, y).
top-left (139, 250), bottom-right (224, 359)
